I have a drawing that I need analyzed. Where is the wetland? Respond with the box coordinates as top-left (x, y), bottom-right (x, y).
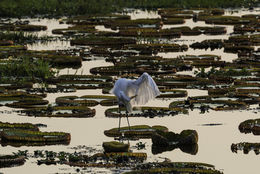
top-left (0, 3), bottom-right (259, 174)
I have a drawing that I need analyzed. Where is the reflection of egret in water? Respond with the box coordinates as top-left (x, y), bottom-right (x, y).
top-left (110, 72), bottom-right (160, 131)
top-left (152, 143), bottom-right (198, 155)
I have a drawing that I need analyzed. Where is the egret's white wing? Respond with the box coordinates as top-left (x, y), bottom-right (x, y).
top-left (110, 73), bottom-right (160, 112)
top-left (132, 72), bottom-right (160, 105)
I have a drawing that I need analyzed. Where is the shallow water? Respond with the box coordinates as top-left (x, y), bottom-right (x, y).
top-left (1, 9), bottom-right (260, 174)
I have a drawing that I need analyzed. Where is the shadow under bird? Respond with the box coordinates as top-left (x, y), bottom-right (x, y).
top-left (110, 72), bottom-right (160, 131)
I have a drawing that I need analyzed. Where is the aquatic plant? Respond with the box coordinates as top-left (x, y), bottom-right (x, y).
top-left (104, 125), bottom-right (168, 138)
top-left (103, 141), bottom-right (129, 153)
top-left (0, 129), bottom-right (71, 143)
top-left (0, 32), bottom-right (39, 44)
top-left (0, 121), bottom-right (38, 131)
top-left (125, 161), bottom-right (223, 174)
top-left (195, 67), bottom-right (251, 78)
top-left (0, 154), bottom-right (26, 168)
top-left (0, 57), bottom-right (56, 83)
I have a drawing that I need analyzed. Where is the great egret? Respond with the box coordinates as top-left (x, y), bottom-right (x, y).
top-left (110, 72), bottom-right (160, 131)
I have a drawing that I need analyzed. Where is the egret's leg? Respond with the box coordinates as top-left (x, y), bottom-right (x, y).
top-left (118, 106), bottom-right (121, 132)
top-left (126, 109), bottom-right (131, 130)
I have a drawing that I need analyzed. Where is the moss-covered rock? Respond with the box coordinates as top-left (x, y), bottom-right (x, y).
top-left (103, 141), bottom-right (129, 153)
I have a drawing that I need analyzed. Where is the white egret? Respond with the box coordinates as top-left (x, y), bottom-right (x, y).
top-left (110, 72), bottom-right (160, 131)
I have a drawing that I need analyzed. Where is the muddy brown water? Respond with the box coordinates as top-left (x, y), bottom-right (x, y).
top-left (1, 8), bottom-right (260, 174)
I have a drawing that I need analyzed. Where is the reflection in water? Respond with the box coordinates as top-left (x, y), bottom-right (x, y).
top-left (152, 143), bottom-right (198, 155)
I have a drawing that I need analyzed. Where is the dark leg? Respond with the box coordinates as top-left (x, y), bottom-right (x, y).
top-left (126, 110), bottom-right (131, 130)
top-left (118, 106), bottom-right (121, 132)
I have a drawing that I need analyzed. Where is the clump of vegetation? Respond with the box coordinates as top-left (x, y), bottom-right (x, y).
top-left (0, 57), bottom-right (56, 83)
top-left (195, 67), bottom-right (251, 78)
top-left (0, 32), bottom-right (51, 44)
top-left (0, 0), bottom-right (257, 17)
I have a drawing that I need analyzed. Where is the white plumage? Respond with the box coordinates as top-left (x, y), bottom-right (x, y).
top-left (110, 72), bottom-right (160, 112)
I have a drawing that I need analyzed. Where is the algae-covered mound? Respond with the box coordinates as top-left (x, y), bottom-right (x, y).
top-left (103, 141), bottom-right (129, 153)
top-left (0, 129), bottom-right (71, 144)
top-left (104, 125), bottom-right (168, 138)
top-left (124, 161), bottom-right (223, 174)
top-left (239, 119), bottom-right (260, 135)
top-left (0, 154), bottom-right (26, 168)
